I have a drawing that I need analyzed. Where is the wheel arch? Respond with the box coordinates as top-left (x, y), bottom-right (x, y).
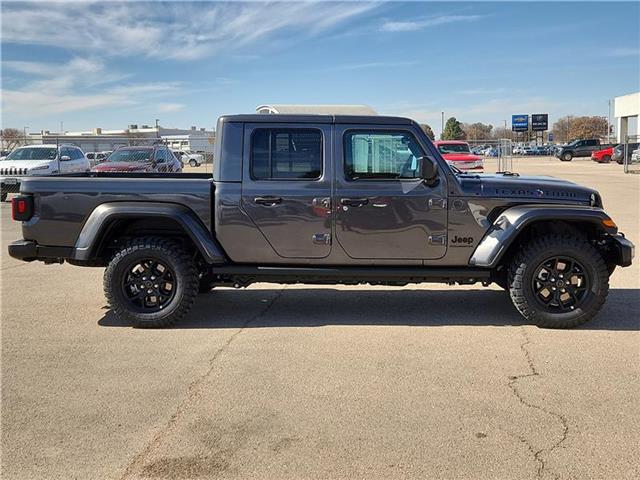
top-left (71, 202), bottom-right (227, 265)
top-left (470, 205), bottom-right (617, 269)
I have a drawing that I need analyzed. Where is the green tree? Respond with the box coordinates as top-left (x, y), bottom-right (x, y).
top-left (420, 123), bottom-right (435, 140)
top-left (441, 117), bottom-right (466, 140)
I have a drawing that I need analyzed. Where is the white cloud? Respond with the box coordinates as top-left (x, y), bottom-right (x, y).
top-left (605, 47), bottom-right (640, 57)
top-left (158, 103), bottom-right (185, 113)
top-left (1, 1), bottom-right (379, 61)
top-left (1, 57), bottom-right (180, 115)
top-left (381, 14), bottom-right (485, 32)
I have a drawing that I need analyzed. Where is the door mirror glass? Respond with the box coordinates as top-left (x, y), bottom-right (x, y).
top-left (60, 155), bottom-right (71, 161)
top-left (420, 156), bottom-right (438, 184)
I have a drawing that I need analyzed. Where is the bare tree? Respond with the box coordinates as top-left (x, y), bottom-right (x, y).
top-left (462, 122), bottom-right (493, 140)
top-left (419, 124), bottom-right (435, 141)
top-left (1, 128), bottom-right (24, 150)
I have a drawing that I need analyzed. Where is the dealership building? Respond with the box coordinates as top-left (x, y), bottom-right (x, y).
top-left (21, 124), bottom-right (215, 154)
top-left (613, 92), bottom-right (639, 142)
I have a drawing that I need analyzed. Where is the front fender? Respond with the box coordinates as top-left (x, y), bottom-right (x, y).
top-left (72, 201), bottom-right (226, 264)
top-left (469, 204), bottom-right (617, 268)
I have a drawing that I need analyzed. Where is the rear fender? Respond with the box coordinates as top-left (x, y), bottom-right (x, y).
top-left (72, 202), bottom-right (226, 264)
top-left (469, 205), bottom-right (617, 268)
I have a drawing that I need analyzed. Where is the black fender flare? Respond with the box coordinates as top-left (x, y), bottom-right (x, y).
top-left (71, 202), bottom-right (226, 264)
top-left (469, 204), bottom-right (617, 268)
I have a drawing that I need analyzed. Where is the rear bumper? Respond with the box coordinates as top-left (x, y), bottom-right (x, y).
top-left (8, 239), bottom-right (73, 262)
top-left (610, 234), bottom-right (634, 267)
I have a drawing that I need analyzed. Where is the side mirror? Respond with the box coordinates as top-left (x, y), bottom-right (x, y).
top-left (419, 156), bottom-right (438, 184)
top-left (60, 155), bottom-right (71, 161)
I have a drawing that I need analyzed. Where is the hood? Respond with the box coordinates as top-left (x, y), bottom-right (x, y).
top-left (92, 162), bottom-right (150, 172)
top-left (0, 159), bottom-right (56, 174)
top-left (478, 174), bottom-right (597, 204)
top-left (441, 153), bottom-right (482, 162)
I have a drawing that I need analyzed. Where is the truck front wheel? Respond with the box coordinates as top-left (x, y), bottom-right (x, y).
top-left (508, 235), bottom-right (609, 328)
top-left (104, 237), bottom-right (199, 328)
top-left (561, 152), bottom-right (573, 161)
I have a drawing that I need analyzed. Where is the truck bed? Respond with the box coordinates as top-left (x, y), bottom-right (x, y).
top-left (18, 174), bottom-right (213, 247)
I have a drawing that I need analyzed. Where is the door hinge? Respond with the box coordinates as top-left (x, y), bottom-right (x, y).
top-left (428, 234), bottom-right (447, 245)
top-left (428, 197), bottom-right (447, 209)
top-left (312, 233), bottom-right (331, 245)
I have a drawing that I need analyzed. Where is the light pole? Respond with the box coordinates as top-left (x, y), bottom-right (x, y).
top-left (441, 111), bottom-right (444, 139)
top-left (155, 118), bottom-right (160, 139)
top-left (23, 126), bottom-right (28, 145)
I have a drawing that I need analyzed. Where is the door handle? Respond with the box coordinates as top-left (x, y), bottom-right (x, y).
top-left (340, 198), bottom-right (369, 207)
top-left (254, 196), bottom-right (282, 206)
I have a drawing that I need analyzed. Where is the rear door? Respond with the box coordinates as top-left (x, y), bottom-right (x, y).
top-left (334, 126), bottom-right (448, 260)
top-left (240, 123), bottom-right (332, 258)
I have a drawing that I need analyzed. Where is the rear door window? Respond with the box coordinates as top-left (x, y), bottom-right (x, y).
top-left (251, 129), bottom-right (322, 180)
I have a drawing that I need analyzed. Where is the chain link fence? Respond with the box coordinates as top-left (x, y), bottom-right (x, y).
top-left (622, 135), bottom-right (639, 174)
top-left (1, 132), bottom-right (215, 174)
top-left (467, 139), bottom-right (514, 172)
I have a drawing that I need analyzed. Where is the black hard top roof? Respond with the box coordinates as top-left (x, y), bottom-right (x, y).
top-left (219, 114), bottom-right (415, 125)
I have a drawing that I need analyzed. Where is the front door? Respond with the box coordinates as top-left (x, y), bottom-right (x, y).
top-left (334, 126), bottom-right (448, 260)
top-left (241, 123), bottom-right (332, 259)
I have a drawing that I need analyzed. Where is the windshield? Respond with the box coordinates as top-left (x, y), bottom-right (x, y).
top-left (4, 147), bottom-right (57, 161)
top-left (106, 149), bottom-right (152, 163)
top-left (438, 143), bottom-right (470, 154)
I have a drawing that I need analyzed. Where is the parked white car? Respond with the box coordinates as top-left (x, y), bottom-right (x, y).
top-left (172, 150), bottom-right (204, 167)
top-left (0, 144), bottom-right (89, 201)
top-left (85, 151), bottom-right (112, 167)
top-left (631, 149), bottom-right (640, 164)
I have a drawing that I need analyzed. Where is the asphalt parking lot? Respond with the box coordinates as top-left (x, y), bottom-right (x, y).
top-left (1, 156), bottom-right (639, 480)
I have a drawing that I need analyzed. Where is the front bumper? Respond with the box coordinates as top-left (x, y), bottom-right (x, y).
top-left (610, 234), bottom-right (634, 267)
top-left (1, 176), bottom-right (23, 194)
top-left (8, 239), bottom-right (73, 262)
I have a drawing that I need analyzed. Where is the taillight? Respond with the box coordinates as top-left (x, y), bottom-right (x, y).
top-left (11, 195), bottom-right (34, 221)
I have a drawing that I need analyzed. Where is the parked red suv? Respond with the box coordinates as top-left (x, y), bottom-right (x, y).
top-left (591, 146), bottom-right (615, 164)
top-left (91, 145), bottom-right (182, 173)
top-left (433, 141), bottom-right (484, 172)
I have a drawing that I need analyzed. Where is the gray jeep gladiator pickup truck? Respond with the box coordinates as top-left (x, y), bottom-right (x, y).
top-left (8, 115), bottom-right (634, 328)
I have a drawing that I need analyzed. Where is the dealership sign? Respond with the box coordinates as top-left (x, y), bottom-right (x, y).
top-left (531, 114), bottom-right (549, 131)
top-left (512, 114), bottom-right (529, 131)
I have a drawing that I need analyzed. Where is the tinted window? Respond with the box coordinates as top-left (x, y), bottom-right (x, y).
top-left (72, 148), bottom-right (84, 160)
top-left (5, 147), bottom-right (58, 161)
top-left (344, 131), bottom-right (423, 180)
top-left (251, 129), bottom-right (322, 180)
top-left (106, 149), bottom-right (152, 163)
top-left (155, 148), bottom-right (168, 163)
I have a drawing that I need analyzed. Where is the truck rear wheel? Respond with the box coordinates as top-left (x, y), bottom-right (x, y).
top-left (104, 237), bottom-right (198, 328)
top-left (508, 235), bottom-right (609, 328)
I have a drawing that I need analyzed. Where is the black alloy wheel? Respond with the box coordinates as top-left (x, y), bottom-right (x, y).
top-left (531, 256), bottom-right (589, 313)
top-left (122, 258), bottom-right (177, 313)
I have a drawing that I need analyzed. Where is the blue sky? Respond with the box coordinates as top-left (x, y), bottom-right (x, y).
top-left (2, 1), bottom-right (639, 136)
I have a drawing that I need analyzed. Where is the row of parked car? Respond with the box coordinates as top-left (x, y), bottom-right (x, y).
top-left (0, 144), bottom-right (206, 201)
top-left (590, 143), bottom-right (640, 164)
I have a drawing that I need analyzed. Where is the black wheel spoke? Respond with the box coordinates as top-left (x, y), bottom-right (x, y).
top-left (531, 255), bottom-right (591, 313)
top-left (121, 257), bottom-right (177, 314)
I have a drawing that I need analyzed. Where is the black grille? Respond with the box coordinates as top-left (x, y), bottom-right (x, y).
top-left (0, 167), bottom-right (28, 176)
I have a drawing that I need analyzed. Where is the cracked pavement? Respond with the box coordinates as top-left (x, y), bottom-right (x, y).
top-left (2, 157), bottom-right (639, 479)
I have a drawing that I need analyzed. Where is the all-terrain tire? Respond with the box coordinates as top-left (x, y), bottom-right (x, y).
top-left (508, 234), bottom-right (609, 328)
top-left (104, 237), bottom-right (198, 328)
